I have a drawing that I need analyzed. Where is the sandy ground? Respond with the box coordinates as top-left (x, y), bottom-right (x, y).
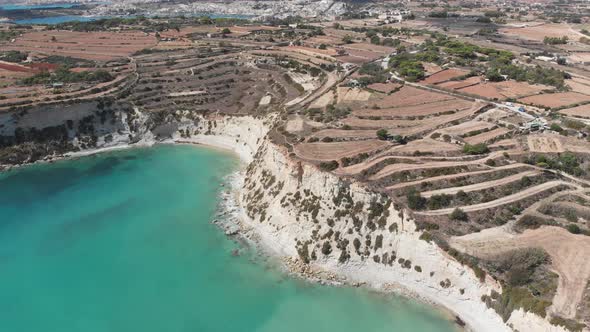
top-left (451, 226), bottom-right (590, 319)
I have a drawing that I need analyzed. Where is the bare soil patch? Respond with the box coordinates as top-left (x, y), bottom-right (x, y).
top-left (294, 140), bottom-right (389, 161)
top-left (336, 87), bottom-right (371, 103)
top-left (435, 120), bottom-right (495, 136)
top-left (310, 129), bottom-right (378, 140)
top-left (519, 92), bottom-right (590, 109)
top-left (353, 99), bottom-right (471, 118)
top-left (366, 82), bottom-right (402, 94)
top-left (460, 81), bottom-right (551, 100)
top-left (464, 127), bottom-right (511, 145)
top-left (371, 85), bottom-right (454, 108)
top-left (559, 104), bottom-right (590, 118)
top-left (3, 30), bottom-right (157, 61)
top-left (437, 76), bottom-right (482, 90)
top-left (527, 135), bottom-right (565, 153)
top-left (421, 68), bottom-right (470, 84)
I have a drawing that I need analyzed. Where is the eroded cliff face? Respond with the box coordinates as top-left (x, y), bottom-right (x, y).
top-left (190, 114), bottom-right (567, 332)
top-left (0, 107), bottom-right (566, 332)
top-left (238, 136), bottom-right (510, 332)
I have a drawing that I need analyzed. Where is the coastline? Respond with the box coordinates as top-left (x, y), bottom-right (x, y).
top-left (177, 125), bottom-right (494, 332)
top-left (0, 116), bottom-right (531, 332)
top-left (214, 165), bottom-right (465, 331)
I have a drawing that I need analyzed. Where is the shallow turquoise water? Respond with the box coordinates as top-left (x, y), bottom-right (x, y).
top-left (0, 145), bottom-right (457, 332)
top-left (1, 3), bottom-right (78, 10)
top-left (12, 13), bottom-right (251, 25)
top-left (13, 15), bottom-right (106, 25)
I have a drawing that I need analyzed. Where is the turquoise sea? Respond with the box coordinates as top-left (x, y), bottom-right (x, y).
top-left (13, 15), bottom-right (105, 25)
top-left (13, 13), bottom-right (252, 25)
top-left (0, 3), bottom-right (78, 10)
top-left (0, 145), bottom-right (458, 332)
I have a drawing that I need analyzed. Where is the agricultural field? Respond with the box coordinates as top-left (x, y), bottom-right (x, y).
top-left (458, 81), bottom-right (552, 100)
top-left (2, 30), bottom-right (157, 61)
top-left (519, 92), bottom-right (590, 109)
top-left (4, 15), bottom-right (590, 331)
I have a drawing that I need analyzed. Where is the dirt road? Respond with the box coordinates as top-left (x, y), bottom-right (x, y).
top-left (420, 170), bottom-right (541, 198)
top-left (416, 180), bottom-right (571, 215)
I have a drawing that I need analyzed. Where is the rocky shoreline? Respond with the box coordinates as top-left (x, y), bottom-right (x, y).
top-left (0, 113), bottom-right (567, 332)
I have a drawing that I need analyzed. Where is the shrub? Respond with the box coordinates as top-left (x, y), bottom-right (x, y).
top-left (567, 224), bottom-right (581, 234)
top-left (376, 129), bottom-right (389, 140)
top-left (321, 241), bottom-right (332, 255)
top-left (450, 208), bottom-right (468, 221)
top-left (550, 315), bottom-right (585, 332)
top-left (550, 123), bottom-right (563, 132)
top-left (419, 231), bottom-right (433, 242)
top-left (407, 189), bottom-right (426, 210)
top-left (463, 143), bottom-right (489, 155)
top-left (319, 160), bottom-right (339, 171)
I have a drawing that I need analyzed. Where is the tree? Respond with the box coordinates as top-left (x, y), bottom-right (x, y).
top-left (370, 35), bottom-right (381, 45)
top-left (376, 129), bottom-right (389, 140)
top-left (407, 189), bottom-right (426, 210)
top-left (342, 35), bottom-right (353, 44)
top-left (321, 241), bottom-right (332, 255)
top-left (550, 123), bottom-right (563, 132)
top-left (221, 28), bottom-right (231, 35)
top-left (450, 208), bottom-right (468, 221)
top-left (463, 143), bottom-right (489, 155)
top-left (567, 224), bottom-right (581, 234)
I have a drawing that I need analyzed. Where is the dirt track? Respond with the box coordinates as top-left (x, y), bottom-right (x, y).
top-left (420, 170), bottom-right (541, 198)
top-left (415, 180), bottom-right (570, 215)
top-left (451, 226), bottom-right (590, 319)
top-left (385, 163), bottom-right (529, 191)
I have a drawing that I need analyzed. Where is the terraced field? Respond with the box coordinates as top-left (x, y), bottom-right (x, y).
top-left (123, 47), bottom-right (318, 115)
